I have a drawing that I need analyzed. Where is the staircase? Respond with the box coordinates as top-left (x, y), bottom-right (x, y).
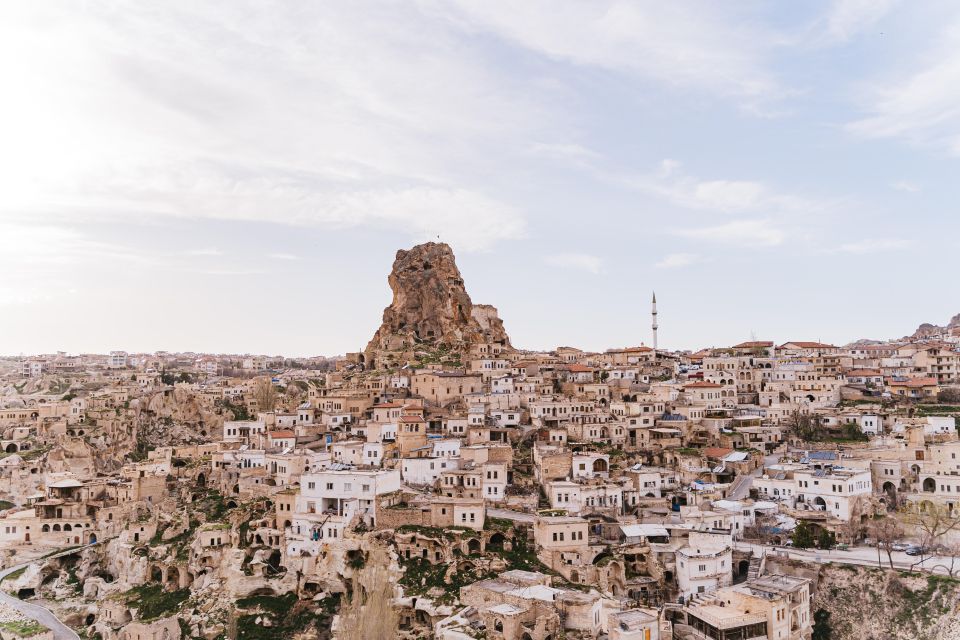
top-left (747, 555), bottom-right (762, 579)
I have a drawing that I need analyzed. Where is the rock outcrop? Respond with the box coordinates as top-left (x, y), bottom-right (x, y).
top-left (364, 242), bottom-right (510, 369)
top-left (906, 312), bottom-right (960, 340)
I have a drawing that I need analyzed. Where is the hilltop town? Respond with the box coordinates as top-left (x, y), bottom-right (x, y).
top-left (1, 242), bottom-right (960, 640)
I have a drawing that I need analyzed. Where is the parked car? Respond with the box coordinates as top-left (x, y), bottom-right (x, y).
top-left (905, 545), bottom-right (925, 556)
top-left (891, 542), bottom-right (910, 552)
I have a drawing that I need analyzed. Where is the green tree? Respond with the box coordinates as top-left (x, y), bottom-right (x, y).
top-left (792, 521), bottom-right (815, 549)
top-left (812, 609), bottom-right (832, 640)
top-left (817, 528), bottom-right (836, 550)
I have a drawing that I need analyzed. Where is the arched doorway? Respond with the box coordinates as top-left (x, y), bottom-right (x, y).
top-left (467, 538), bottom-right (481, 555)
top-left (813, 497), bottom-right (827, 510)
top-left (923, 478), bottom-right (936, 493)
top-left (593, 459), bottom-right (608, 473)
top-left (4, 444), bottom-right (16, 454)
top-left (488, 532), bottom-right (506, 552)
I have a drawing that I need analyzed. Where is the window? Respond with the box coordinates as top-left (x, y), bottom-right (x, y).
top-left (326, 483), bottom-right (333, 490)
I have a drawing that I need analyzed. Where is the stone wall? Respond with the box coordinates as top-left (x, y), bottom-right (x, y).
top-left (374, 504), bottom-right (429, 531)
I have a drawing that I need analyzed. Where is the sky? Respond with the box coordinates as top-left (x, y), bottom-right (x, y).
top-left (1, 1), bottom-right (959, 357)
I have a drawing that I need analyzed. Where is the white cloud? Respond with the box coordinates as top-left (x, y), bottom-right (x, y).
top-left (847, 21), bottom-right (960, 152)
top-left (821, 0), bottom-right (901, 43)
top-left (527, 142), bottom-right (600, 164)
top-left (268, 253), bottom-right (300, 261)
top-left (692, 180), bottom-right (766, 211)
top-left (655, 253), bottom-right (700, 269)
top-left (0, 222), bottom-right (144, 307)
top-left (675, 219), bottom-right (785, 247)
top-left (188, 248), bottom-right (223, 256)
top-left (616, 160), bottom-right (825, 217)
top-left (0, 2), bottom-right (536, 252)
top-left (837, 238), bottom-right (910, 253)
top-left (544, 253), bottom-right (603, 274)
top-left (438, 1), bottom-right (784, 108)
top-left (891, 180), bottom-right (920, 193)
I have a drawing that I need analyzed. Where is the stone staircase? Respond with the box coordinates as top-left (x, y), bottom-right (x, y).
top-left (747, 554), bottom-right (762, 579)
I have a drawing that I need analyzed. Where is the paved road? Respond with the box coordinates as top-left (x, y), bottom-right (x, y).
top-left (734, 540), bottom-right (960, 575)
top-left (487, 508), bottom-right (535, 524)
top-left (0, 546), bottom-right (93, 640)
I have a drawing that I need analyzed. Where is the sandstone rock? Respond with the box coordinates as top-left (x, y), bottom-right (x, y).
top-left (902, 312), bottom-right (960, 339)
top-left (364, 242), bottom-right (510, 368)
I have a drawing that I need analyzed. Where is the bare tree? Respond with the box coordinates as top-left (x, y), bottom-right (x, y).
top-left (869, 516), bottom-right (905, 569)
top-left (901, 503), bottom-right (960, 570)
top-left (253, 378), bottom-right (277, 412)
top-left (787, 409), bottom-right (822, 442)
top-left (337, 545), bottom-right (399, 640)
top-left (744, 512), bottom-right (778, 545)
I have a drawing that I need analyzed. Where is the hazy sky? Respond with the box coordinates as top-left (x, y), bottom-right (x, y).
top-left (2, 1), bottom-right (959, 356)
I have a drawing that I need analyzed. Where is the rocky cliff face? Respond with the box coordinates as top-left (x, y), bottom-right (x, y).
top-left (812, 563), bottom-right (960, 640)
top-left (908, 313), bottom-right (960, 339)
top-left (364, 242), bottom-right (510, 368)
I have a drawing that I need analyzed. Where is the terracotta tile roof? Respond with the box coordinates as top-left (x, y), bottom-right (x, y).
top-left (844, 369), bottom-right (882, 377)
top-left (732, 341), bottom-right (773, 348)
top-left (565, 364), bottom-right (594, 373)
top-left (780, 341), bottom-right (837, 349)
top-left (703, 447), bottom-right (734, 459)
top-left (269, 430), bottom-right (296, 439)
top-left (685, 381), bottom-right (721, 388)
top-left (886, 377), bottom-right (939, 387)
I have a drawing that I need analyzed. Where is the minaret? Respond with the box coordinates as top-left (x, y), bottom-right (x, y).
top-left (651, 291), bottom-right (658, 356)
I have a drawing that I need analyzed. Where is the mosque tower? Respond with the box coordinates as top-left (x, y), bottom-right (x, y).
top-left (652, 291), bottom-right (658, 355)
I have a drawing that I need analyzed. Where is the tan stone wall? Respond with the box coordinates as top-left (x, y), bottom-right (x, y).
top-left (539, 451), bottom-right (572, 481)
top-left (373, 504), bottom-right (429, 530)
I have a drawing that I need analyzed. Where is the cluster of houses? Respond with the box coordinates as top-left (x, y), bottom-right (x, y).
top-left (0, 329), bottom-right (957, 640)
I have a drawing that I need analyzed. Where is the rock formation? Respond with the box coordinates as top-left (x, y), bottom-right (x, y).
top-left (906, 312), bottom-right (960, 340)
top-left (364, 242), bottom-right (510, 369)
